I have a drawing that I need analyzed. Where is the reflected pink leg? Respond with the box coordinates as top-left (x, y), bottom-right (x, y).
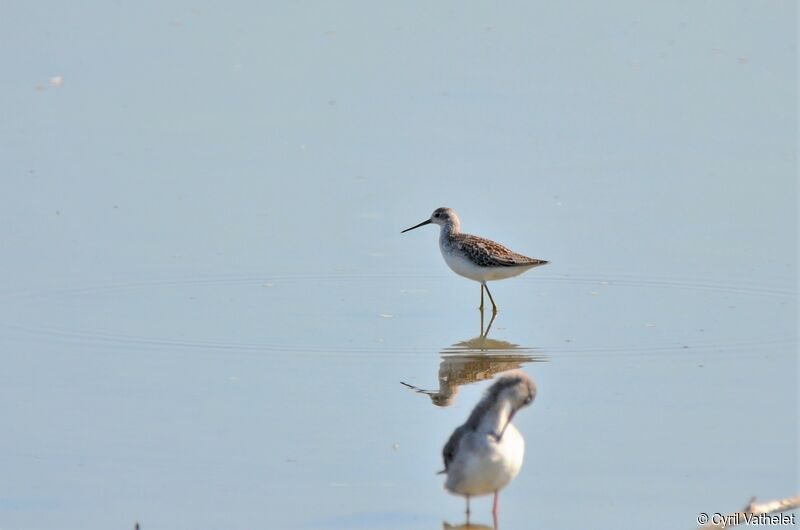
top-left (492, 491), bottom-right (499, 515)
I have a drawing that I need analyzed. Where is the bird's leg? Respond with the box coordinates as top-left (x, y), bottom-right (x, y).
top-left (483, 310), bottom-right (497, 338)
top-left (484, 283), bottom-right (498, 313)
top-left (479, 284), bottom-right (485, 312)
top-left (492, 491), bottom-right (499, 515)
top-left (465, 495), bottom-right (471, 520)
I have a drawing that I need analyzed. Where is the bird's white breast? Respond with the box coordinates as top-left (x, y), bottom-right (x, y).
top-left (440, 246), bottom-right (489, 282)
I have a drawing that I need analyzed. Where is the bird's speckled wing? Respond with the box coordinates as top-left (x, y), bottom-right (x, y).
top-left (454, 233), bottom-right (549, 268)
top-left (441, 424), bottom-right (469, 473)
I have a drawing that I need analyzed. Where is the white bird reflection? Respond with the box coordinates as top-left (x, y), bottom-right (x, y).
top-left (401, 312), bottom-right (546, 407)
top-left (443, 522), bottom-right (494, 530)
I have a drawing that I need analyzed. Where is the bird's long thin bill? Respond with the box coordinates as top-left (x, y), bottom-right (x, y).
top-left (496, 409), bottom-right (517, 441)
top-left (401, 219), bottom-right (431, 233)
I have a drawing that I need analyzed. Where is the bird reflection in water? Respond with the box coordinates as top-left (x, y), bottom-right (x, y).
top-left (401, 311), bottom-right (546, 407)
top-left (443, 522), bottom-right (494, 530)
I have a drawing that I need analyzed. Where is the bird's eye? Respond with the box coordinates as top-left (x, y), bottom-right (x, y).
top-left (434, 213), bottom-right (440, 218)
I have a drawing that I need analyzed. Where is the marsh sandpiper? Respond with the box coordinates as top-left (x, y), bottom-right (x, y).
top-left (402, 208), bottom-right (548, 313)
top-left (440, 371), bottom-right (536, 519)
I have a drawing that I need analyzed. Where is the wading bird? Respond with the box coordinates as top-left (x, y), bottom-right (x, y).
top-left (402, 208), bottom-right (548, 313)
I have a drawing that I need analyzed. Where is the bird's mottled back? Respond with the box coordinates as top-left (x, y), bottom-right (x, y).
top-left (441, 424), bottom-right (469, 473)
top-left (451, 233), bottom-right (549, 268)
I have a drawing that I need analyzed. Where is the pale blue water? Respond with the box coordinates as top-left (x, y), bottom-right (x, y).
top-left (1, 2), bottom-right (796, 529)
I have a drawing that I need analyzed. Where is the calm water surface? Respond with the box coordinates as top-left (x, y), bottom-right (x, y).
top-left (1, 2), bottom-right (796, 530)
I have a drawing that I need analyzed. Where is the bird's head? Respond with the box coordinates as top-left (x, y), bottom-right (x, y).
top-left (402, 207), bottom-right (460, 233)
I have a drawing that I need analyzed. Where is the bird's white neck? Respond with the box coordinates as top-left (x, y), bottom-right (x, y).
top-left (439, 218), bottom-right (461, 240)
top-left (476, 399), bottom-right (514, 436)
